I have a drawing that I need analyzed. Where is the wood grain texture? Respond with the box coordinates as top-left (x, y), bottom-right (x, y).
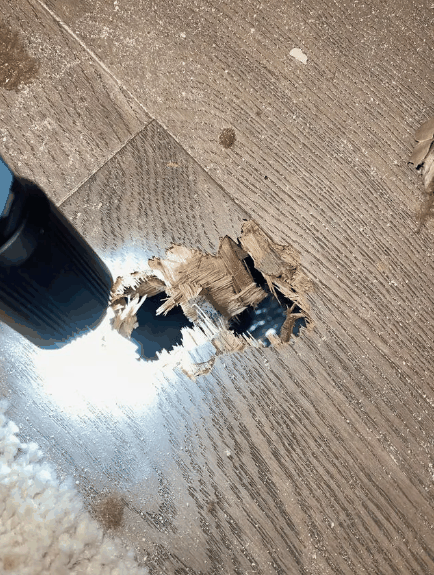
top-left (40, 0), bottom-right (434, 219)
top-left (60, 120), bottom-right (247, 271)
top-left (1, 0), bottom-right (434, 573)
top-left (0, 0), bottom-right (150, 204)
top-left (1, 119), bottom-right (433, 574)
top-left (38, 0), bottom-right (434, 405)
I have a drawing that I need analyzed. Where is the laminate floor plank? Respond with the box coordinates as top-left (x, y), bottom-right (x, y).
top-left (0, 0), bottom-right (150, 203)
top-left (1, 120), bottom-right (433, 574)
top-left (36, 0), bottom-right (434, 414)
top-left (59, 120), bottom-right (247, 270)
top-left (39, 0), bottom-right (433, 220)
top-left (1, 1), bottom-right (434, 573)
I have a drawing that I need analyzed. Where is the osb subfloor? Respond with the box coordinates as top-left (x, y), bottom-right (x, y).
top-left (1, 1), bottom-right (434, 573)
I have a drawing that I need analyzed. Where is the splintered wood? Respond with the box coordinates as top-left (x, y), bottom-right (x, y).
top-left (149, 236), bottom-right (266, 320)
top-left (109, 221), bottom-right (313, 374)
top-left (110, 273), bottom-right (166, 338)
top-left (239, 221), bottom-right (312, 316)
top-left (409, 116), bottom-right (434, 231)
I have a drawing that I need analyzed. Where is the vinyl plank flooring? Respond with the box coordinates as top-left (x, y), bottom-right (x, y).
top-left (1, 121), bottom-right (433, 574)
top-left (2, 1), bottom-right (434, 573)
top-left (59, 120), bottom-right (247, 269)
top-left (40, 0), bottom-right (434, 220)
top-left (0, 0), bottom-right (150, 204)
top-left (36, 1), bottom-right (434, 411)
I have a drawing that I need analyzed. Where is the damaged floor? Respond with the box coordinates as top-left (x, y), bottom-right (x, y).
top-left (1, 0), bottom-right (434, 574)
top-left (110, 220), bottom-right (312, 376)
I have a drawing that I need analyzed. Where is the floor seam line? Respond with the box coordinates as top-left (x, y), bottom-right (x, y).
top-left (58, 120), bottom-right (155, 207)
top-left (150, 120), bottom-right (251, 220)
top-left (34, 0), bottom-right (150, 119)
top-left (34, 0), bottom-right (247, 217)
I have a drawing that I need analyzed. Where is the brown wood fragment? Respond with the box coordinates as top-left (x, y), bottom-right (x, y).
top-left (110, 271), bottom-right (166, 338)
top-left (149, 239), bottom-right (267, 320)
top-left (111, 272), bottom-right (165, 303)
top-left (109, 221), bottom-right (312, 363)
top-left (409, 139), bottom-right (433, 168)
top-left (410, 117), bottom-right (434, 231)
top-left (414, 116), bottom-right (434, 142)
top-left (134, 275), bottom-right (166, 298)
top-left (240, 221), bottom-right (313, 327)
top-left (266, 331), bottom-right (282, 346)
top-left (279, 308), bottom-right (305, 343)
top-left (217, 236), bottom-right (253, 292)
top-left (111, 295), bottom-right (144, 338)
top-left (240, 221), bottom-right (299, 277)
top-left (416, 149), bottom-right (434, 232)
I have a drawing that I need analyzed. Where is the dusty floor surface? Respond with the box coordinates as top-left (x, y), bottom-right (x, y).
top-left (1, 0), bottom-right (434, 573)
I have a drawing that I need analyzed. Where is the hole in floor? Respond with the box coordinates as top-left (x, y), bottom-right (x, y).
top-left (109, 220), bottom-right (313, 375)
top-left (229, 256), bottom-right (307, 346)
top-left (130, 291), bottom-right (193, 360)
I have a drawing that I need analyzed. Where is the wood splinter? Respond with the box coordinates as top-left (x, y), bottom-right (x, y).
top-left (409, 116), bottom-right (434, 231)
top-left (108, 221), bottom-right (313, 370)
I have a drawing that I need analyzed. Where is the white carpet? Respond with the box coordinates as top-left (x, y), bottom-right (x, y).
top-left (0, 401), bottom-right (148, 574)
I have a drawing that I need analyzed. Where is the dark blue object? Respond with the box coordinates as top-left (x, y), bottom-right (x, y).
top-left (0, 158), bottom-right (113, 349)
top-left (0, 157), bottom-right (13, 216)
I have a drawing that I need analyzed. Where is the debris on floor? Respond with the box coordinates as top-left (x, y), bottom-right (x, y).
top-left (0, 20), bottom-right (40, 91)
top-left (219, 128), bottom-right (236, 148)
top-left (289, 47), bottom-right (307, 64)
top-left (0, 401), bottom-right (147, 574)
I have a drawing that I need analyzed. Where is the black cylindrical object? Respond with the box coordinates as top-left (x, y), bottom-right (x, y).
top-left (0, 175), bottom-right (113, 349)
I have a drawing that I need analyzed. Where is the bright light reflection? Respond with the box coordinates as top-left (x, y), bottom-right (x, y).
top-left (32, 307), bottom-right (215, 419)
top-left (31, 250), bottom-right (221, 419)
top-left (32, 308), bottom-right (160, 417)
top-left (105, 247), bottom-right (161, 278)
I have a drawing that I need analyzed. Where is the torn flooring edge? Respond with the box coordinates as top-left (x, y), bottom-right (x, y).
top-left (109, 220), bottom-right (313, 378)
top-left (409, 116), bottom-right (434, 231)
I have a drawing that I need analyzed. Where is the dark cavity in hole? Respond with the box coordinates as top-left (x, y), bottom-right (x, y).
top-left (229, 256), bottom-right (306, 345)
top-left (131, 291), bottom-right (193, 361)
